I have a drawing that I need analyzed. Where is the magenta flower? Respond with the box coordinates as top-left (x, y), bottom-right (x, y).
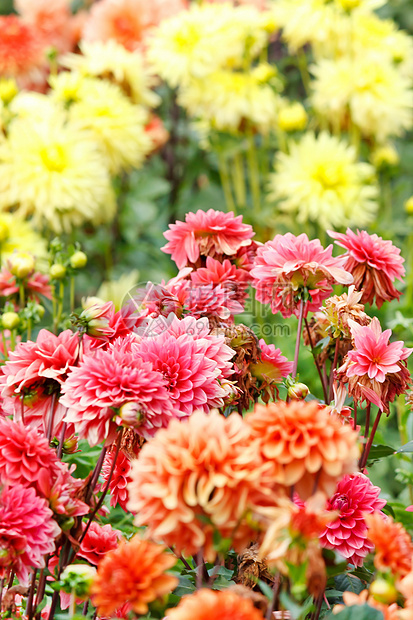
top-left (61, 337), bottom-right (179, 445)
top-left (329, 229), bottom-right (405, 308)
top-left (251, 233), bottom-right (353, 318)
top-left (102, 449), bottom-right (134, 511)
top-left (162, 209), bottom-right (254, 269)
top-left (0, 329), bottom-right (79, 436)
top-left (0, 484), bottom-right (59, 584)
top-left (320, 473), bottom-right (386, 567)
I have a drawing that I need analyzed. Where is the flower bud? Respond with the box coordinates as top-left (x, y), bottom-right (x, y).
top-left (50, 264), bottom-right (67, 280)
top-left (405, 196), bottom-right (413, 215)
top-left (63, 434), bottom-right (79, 454)
top-left (2, 312), bottom-right (20, 330)
top-left (371, 145), bottom-right (399, 169)
top-left (287, 382), bottom-right (309, 400)
top-left (0, 78), bottom-right (18, 104)
top-left (59, 564), bottom-right (96, 599)
top-left (278, 102), bottom-right (307, 132)
top-left (9, 252), bottom-right (35, 279)
top-left (369, 579), bottom-right (398, 605)
top-left (79, 301), bottom-right (113, 338)
top-left (118, 402), bottom-right (144, 427)
top-left (0, 222), bottom-right (9, 243)
top-left (35, 304), bottom-right (45, 319)
top-left (70, 251), bottom-right (87, 269)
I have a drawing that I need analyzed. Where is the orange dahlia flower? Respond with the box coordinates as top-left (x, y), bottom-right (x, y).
top-left (127, 410), bottom-right (276, 561)
top-left (246, 400), bottom-right (359, 498)
top-left (90, 536), bottom-right (178, 616)
top-left (166, 588), bottom-right (265, 620)
top-left (365, 513), bottom-right (413, 578)
top-left (333, 590), bottom-right (406, 620)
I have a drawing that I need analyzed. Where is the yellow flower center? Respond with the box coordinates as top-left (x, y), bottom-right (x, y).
top-left (40, 145), bottom-right (67, 172)
top-left (312, 162), bottom-right (345, 190)
top-left (174, 24), bottom-right (201, 52)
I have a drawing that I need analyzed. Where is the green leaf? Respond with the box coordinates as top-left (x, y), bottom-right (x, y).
top-left (279, 592), bottom-right (314, 620)
top-left (328, 604), bottom-right (384, 619)
top-left (257, 579), bottom-right (274, 602)
top-left (335, 574), bottom-right (364, 595)
top-left (396, 440), bottom-right (413, 453)
top-left (366, 444), bottom-right (395, 465)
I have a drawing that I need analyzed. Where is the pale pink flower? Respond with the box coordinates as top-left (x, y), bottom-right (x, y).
top-left (0, 329), bottom-right (79, 436)
top-left (250, 339), bottom-right (293, 383)
top-left (16, 0), bottom-right (75, 54)
top-left (329, 229), bottom-right (405, 308)
top-left (82, 0), bottom-right (187, 51)
top-left (61, 338), bottom-right (179, 445)
top-left (251, 233), bottom-right (353, 318)
top-left (78, 522), bottom-right (122, 566)
top-left (162, 209), bottom-right (255, 269)
top-left (320, 473), bottom-right (386, 567)
top-left (337, 318), bottom-right (412, 411)
top-left (0, 484), bottom-right (59, 584)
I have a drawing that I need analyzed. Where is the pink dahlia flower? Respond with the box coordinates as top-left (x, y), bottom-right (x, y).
top-left (137, 330), bottom-right (228, 415)
top-left (0, 268), bottom-right (52, 302)
top-left (162, 209), bottom-right (254, 269)
top-left (168, 277), bottom-right (244, 321)
top-left (82, 0), bottom-right (187, 51)
top-left (250, 339), bottom-right (293, 383)
top-left (84, 302), bottom-right (142, 350)
top-left (251, 233), bottom-right (353, 318)
top-left (61, 339), bottom-right (179, 445)
top-left (78, 522), bottom-right (122, 566)
top-left (320, 473), bottom-right (386, 567)
top-left (140, 314), bottom-right (234, 379)
top-left (328, 229), bottom-right (405, 308)
top-left (0, 329), bottom-right (79, 436)
top-left (102, 449), bottom-right (134, 511)
top-left (337, 318), bottom-right (412, 411)
top-left (0, 484), bottom-right (59, 584)
top-left (0, 418), bottom-right (87, 520)
top-left (191, 257), bottom-right (250, 301)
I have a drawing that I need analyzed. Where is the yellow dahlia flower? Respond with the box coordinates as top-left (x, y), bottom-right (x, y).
top-left (147, 3), bottom-right (276, 88)
top-left (268, 132), bottom-right (378, 229)
top-left (311, 56), bottom-right (413, 142)
top-left (9, 91), bottom-right (62, 122)
top-left (0, 115), bottom-right (115, 233)
top-left (179, 64), bottom-right (281, 133)
top-left (69, 78), bottom-right (153, 175)
top-left (61, 40), bottom-right (160, 108)
top-left (49, 71), bottom-right (87, 105)
top-left (0, 213), bottom-right (48, 268)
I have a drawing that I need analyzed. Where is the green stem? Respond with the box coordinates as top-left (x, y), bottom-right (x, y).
top-left (232, 152), bottom-right (246, 208)
top-left (218, 153), bottom-right (236, 213)
top-left (292, 297), bottom-right (305, 379)
top-left (297, 50), bottom-right (311, 95)
top-left (27, 318), bottom-right (32, 342)
top-left (69, 591), bottom-right (76, 619)
top-left (70, 276), bottom-right (75, 313)
top-left (246, 131), bottom-right (261, 212)
top-left (2, 330), bottom-right (8, 360)
top-left (19, 284), bottom-right (25, 309)
top-left (9, 329), bottom-right (16, 352)
top-left (54, 282), bottom-right (65, 332)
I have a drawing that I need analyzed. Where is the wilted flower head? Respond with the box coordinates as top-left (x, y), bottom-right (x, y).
top-left (90, 536), bottom-right (178, 616)
top-left (246, 400), bottom-right (359, 498)
top-left (320, 473), bottom-right (386, 567)
top-left (0, 484), bottom-right (59, 584)
top-left (322, 286), bottom-right (370, 339)
top-left (337, 318), bottom-right (412, 412)
top-left (162, 209), bottom-right (254, 269)
top-left (251, 233), bottom-right (353, 318)
top-left (329, 229), bottom-right (405, 308)
top-left (127, 410), bottom-right (276, 562)
top-left (166, 588), bottom-right (265, 620)
top-left (251, 340), bottom-right (293, 384)
top-left (365, 513), bottom-right (413, 578)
